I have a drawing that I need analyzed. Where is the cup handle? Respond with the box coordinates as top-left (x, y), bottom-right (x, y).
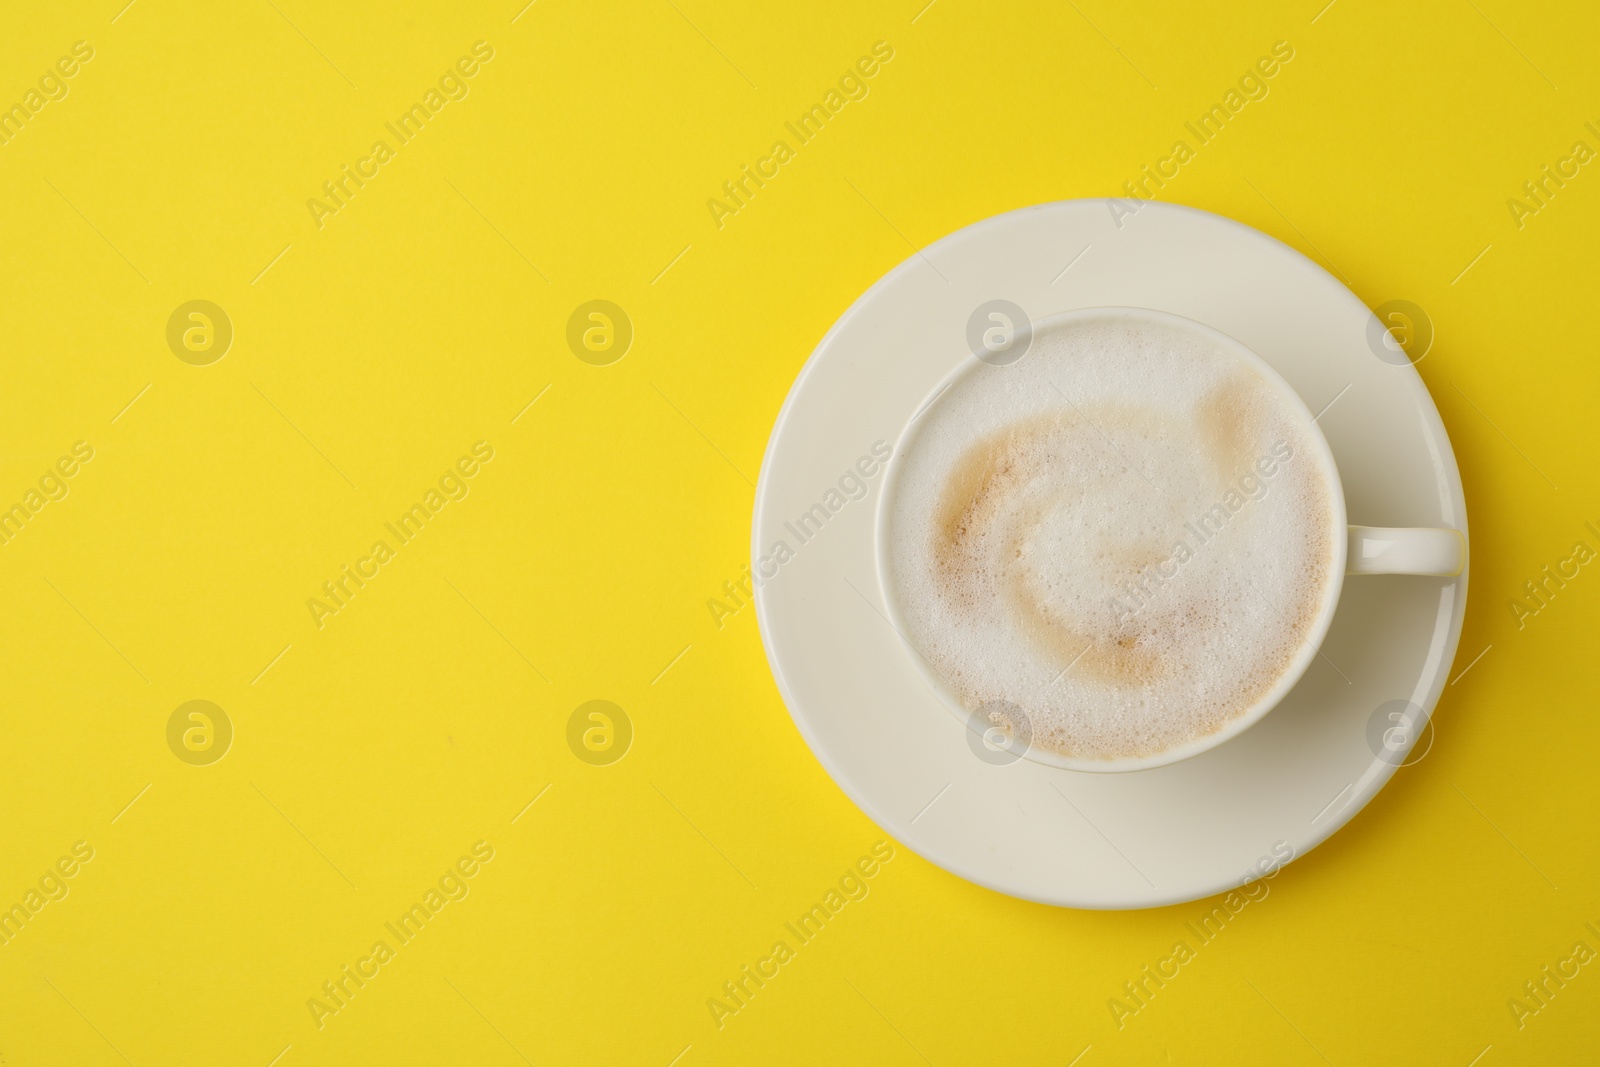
top-left (1347, 525), bottom-right (1466, 577)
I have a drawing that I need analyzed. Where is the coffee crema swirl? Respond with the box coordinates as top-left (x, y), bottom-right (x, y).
top-left (886, 316), bottom-right (1336, 761)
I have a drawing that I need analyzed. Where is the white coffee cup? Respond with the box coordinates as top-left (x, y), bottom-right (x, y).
top-left (875, 306), bottom-right (1466, 773)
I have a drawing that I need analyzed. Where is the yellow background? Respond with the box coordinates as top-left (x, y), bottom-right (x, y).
top-left (1, 0), bottom-right (1596, 1063)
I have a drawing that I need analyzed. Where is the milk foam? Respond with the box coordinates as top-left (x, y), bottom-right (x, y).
top-left (886, 316), bottom-right (1336, 761)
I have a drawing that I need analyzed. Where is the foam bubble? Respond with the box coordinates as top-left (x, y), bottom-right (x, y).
top-left (886, 316), bottom-right (1337, 761)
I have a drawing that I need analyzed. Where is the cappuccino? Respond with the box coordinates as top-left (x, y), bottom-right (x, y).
top-left (884, 314), bottom-right (1337, 761)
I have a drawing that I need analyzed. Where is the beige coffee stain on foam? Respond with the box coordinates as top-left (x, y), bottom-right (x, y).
top-left (1009, 577), bottom-right (1162, 686)
top-left (930, 408), bottom-right (1173, 688)
top-left (934, 404), bottom-right (1170, 576)
top-left (930, 411), bottom-right (1060, 598)
top-left (1197, 369), bottom-right (1264, 484)
top-left (1005, 492), bottom-right (1174, 689)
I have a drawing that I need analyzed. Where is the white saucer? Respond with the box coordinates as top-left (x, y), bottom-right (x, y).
top-left (753, 200), bottom-right (1468, 909)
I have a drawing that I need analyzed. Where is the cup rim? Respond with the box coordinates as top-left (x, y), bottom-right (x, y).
top-left (873, 304), bottom-right (1350, 773)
